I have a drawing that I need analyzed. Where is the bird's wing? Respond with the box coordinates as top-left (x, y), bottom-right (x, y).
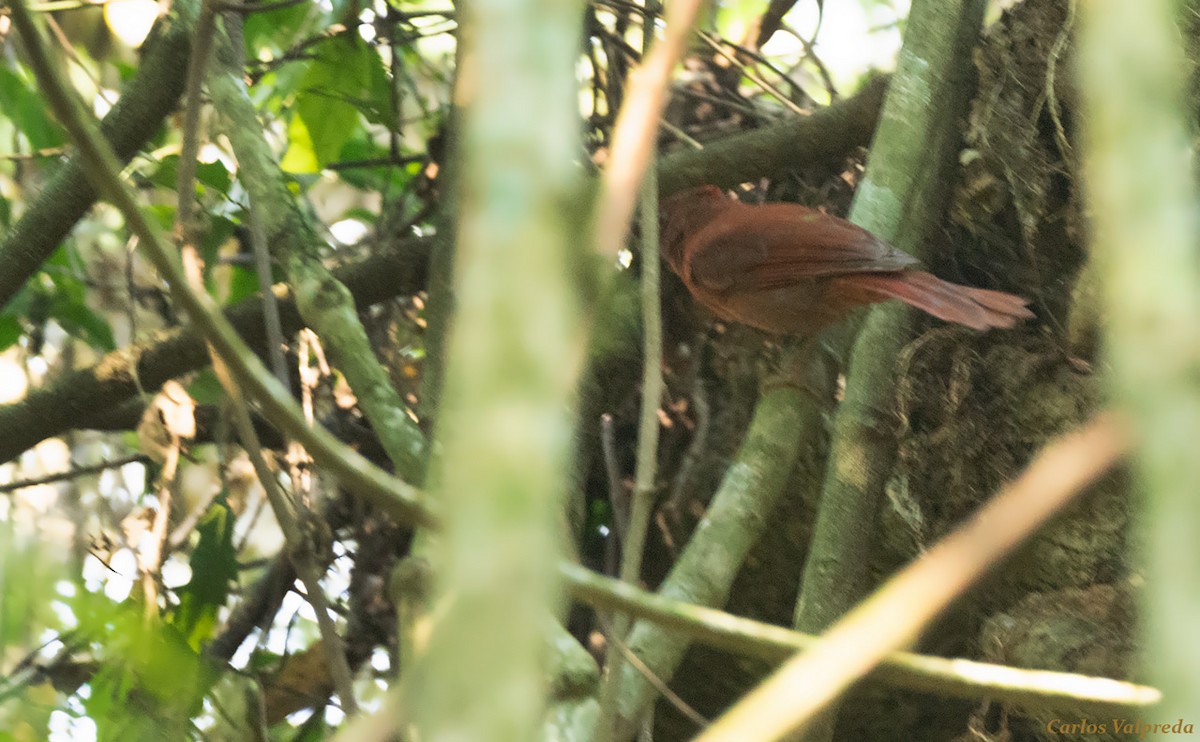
top-left (686, 204), bottom-right (920, 294)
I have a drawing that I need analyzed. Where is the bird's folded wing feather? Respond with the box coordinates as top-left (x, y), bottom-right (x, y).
top-left (686, 204), bottom-right (920, 294)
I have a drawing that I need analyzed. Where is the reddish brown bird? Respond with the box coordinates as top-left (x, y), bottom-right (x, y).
top-left (660, 185), bottom-right (1034, 334)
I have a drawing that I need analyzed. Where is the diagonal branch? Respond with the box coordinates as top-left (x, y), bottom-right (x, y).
top-left (206, 17), bottom-right (428, 482)
top-left (613, 379), bottom-right (820, 729)
top-left (0, 6), bottom-right (195, 311)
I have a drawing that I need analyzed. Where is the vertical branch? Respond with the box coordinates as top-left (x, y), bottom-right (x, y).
top-left (791, 1), bottom-right (988, 739)
top-left (614, 385), bottom-right (815, 728)
top-left (595, 3), bottom-right (667, 737)
top-left (398, 0), bottom-right (588, 739)
top-left (623, 14), bottom-right (665, 618)
top-left (209, 358), bottom-right (361, 716)
top-left (617, 178), bottom-right (665, 585)
top-left (174, 0), bottom-right (216, 248)
top-left (415, 77), bottom-right (462, 424)
top-left (1078, 0), bottom-right (1200, 722)
top-left (226, 12), bottom-right (292, 395)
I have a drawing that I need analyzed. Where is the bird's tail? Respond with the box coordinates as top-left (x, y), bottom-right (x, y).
top-left (836, 271), bottom-right (1035, 330)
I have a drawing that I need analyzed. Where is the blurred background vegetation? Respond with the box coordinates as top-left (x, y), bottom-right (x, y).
top-left (0, 0), bottom-right (1192, 739)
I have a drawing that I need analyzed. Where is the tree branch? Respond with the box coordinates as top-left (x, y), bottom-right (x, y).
top-left (1080, 0), bottom-right (1200, 722)
top-left (792, 3), bottom-right (988, 739)
top-left (0, 62), bottom-right (887, 467)
top-left (0, 6), bottom-right (195, 310)
top-left (207, 20), bottom-right (428, 482)
top-left (656, 73), bottom-right (889, 195)
top-left (562, 545), bottom-right (1159, 717)
top-left (0, 238), bottom-right (428, 464)
top-left (614, 379), bottom-right (820, 730)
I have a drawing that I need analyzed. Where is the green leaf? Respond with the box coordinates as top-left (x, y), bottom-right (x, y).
top-left (44, 242), bottom-right (75, 270)
top-left (243, 0), bottom-right (313, 55)
top-left (147, 156), bottom-right (232, 196)
top-left (246, 649), bottom-right (283, 672)
top-left (82, 602), bottom-right (212, 742)
top-left (0, 315), bottom-right (24, 351)
top-left (200, 215), bottom-right (238, 280)
top-left (186, 369), bottom-right (225, 406)
top-left (145, 154), bottom-right (180, 189)
top-left (341, 206), bottom-right (378, 223)
top-left (281, 113), bottom-right (320, 173)
top-left (360, 48), bottom-right (398, 130)
top-left (4, 284), bottom-right (35, 318)
top-left (49, 295), bottom-right (116, 351)
top-left (226, 264), bottom-right (264, 306)
top-left (0, 68), bottom-right (65, 150)
top-left (327, 0), bottom-right (357, 24)
top-left (195, 159), bottom-right (233, 194)
top-left (285, 33), bottom-right (376, 171)
top-left (38, 246), bottom-right (117, 351)
top-left (172, 496), bottom-right (238, 650)
top-left (146, 203), bottom-right (177, 231)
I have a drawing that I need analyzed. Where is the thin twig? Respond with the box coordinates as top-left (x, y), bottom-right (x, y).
top-left (709, 31), bottom-right (820, 102)
top-left (211, 356), bottom-right (361, 715)
top-left (656, 118), bottom-right (703, 150)
top-left (668, 84), bottom-right (771, 122)
top-left (25, 0), bottom-right (110, 9)
top-left (694, 32), bottom-right (807, 115)
top-left (171, 3), bottom-right (359, 714)
top-left (0, 454), bottom-right (148, 494)
top-left (598, 614), bottom-right (709, 730)
top-left (140, 438), bottom-right (181, 622)
top-left (42, 14), bottom-right (116, 108)
top-left (626, 161), bottom-right (666, 586)
top-left (247, 203), bottom-right (290, 391)
top-left (167, 482), bottom-right (222, 551)
top-left (221, 12), bottom-right (291, 396)
top-left (326, 155), bottom-right (426, 171)
top-left (1042, 0), bottom-right (1077, 166)
top-left (594, 4), bottom-right (670, 734)
top-left (600, 413), bottom-right (630, 548)
top-left (778, 25), bottom-right (838, 100)
top-left (661, 364), bottom-right (709, 529)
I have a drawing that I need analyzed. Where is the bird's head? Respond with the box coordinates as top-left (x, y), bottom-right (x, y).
top-left (658, 185), bottom-right (728, 274)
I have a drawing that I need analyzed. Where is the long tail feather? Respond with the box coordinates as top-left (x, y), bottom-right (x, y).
top-left (836, 271), bottom-right (1035, 330)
